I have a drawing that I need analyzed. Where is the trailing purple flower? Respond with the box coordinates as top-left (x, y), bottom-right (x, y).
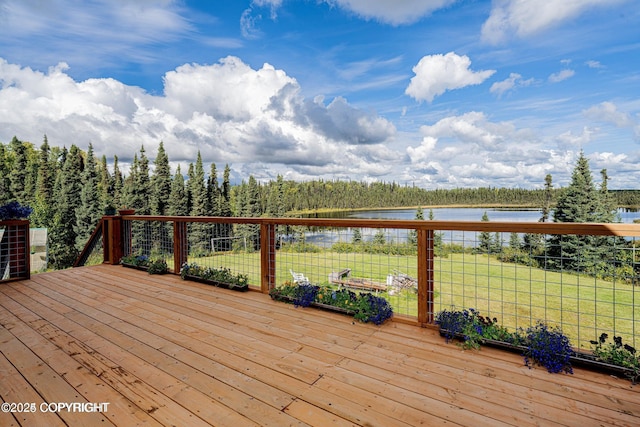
top-left (0, 201), bottom-right (32, 220)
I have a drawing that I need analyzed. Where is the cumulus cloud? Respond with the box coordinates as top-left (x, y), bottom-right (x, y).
top-left (548, 69), bottom-right (575, 83)
top-left (481, 0), bottom-right (626, 44)
top-left (405, 52), bottom-right (495, 103)
top-left (0, 57), bottom-right (396, 178)
top-left (584, 101), bottom-right (640, 140)
top-left (321, 0), bottom-right (457, 25)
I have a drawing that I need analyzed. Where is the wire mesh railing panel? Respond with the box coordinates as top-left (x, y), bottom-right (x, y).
top-left (274, 225), bottom-right (419, 316)
top-left (127, 220), bottom-right (175, 271)
top-left (0, 221), bottom-right (30, 281)
top-left (431, 229), bottom-right (640, 350)
top-left (185, 222), bottom-right (261, 288)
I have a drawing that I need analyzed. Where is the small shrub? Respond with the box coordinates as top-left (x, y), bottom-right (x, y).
top-left (590, 333), bottom-right (639, 383)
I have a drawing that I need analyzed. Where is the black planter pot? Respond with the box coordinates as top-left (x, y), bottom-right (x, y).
top-left (439, 328), bottom-right (638, 383)
top-left (182, 274), bottom-right (249, 292)
top-left (121, 263), bottom-right (149, 271)
top-left (270, 294), bottom-right (356, 316)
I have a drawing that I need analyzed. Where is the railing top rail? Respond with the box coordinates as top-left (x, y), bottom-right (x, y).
top-left (119, 215), bottom-right (640, 236)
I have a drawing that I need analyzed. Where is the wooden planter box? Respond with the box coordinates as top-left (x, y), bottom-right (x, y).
top-left (182, 274), bottom-right (249, 292)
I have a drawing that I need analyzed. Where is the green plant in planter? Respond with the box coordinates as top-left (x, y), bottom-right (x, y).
top-left (147, 259), bottom-right (168, 275)
top-left (180, 262), bottom-right (249, 290)
top-left (590, 333), bottom-right (639, 383)
top-left (120, 254), bottom-right (149, 267)
top-left (270, 283), bottom-right (393, 324)
top-left (435, 308), bottom-right (513, 349)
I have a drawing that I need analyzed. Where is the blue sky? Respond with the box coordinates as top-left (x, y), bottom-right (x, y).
top-left (0, 0), bottom-right (638, 189)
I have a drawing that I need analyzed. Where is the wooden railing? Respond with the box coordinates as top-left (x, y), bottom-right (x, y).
top-left (76, 213), bottom-right (640, 349)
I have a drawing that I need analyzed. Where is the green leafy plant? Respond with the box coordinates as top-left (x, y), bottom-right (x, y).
top-left (120, 254), bottom-right (149, 267)
top-left (270, 283), bottom-right (393, 325)
top-left (180, 262), bottom-right (249, 291)
top-left (435, 308), bottom-right (513, 350)
top-left (590, 333), bottom-right (639, 383)
top-left (147, 258), bottom-right (168, 275)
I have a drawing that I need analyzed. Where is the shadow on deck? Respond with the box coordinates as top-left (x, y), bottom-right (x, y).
top-left (0, 265), bottom-right (638, 426)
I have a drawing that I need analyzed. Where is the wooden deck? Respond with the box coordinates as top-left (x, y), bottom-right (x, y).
top-left (1, 265), bottom-right (639, 427)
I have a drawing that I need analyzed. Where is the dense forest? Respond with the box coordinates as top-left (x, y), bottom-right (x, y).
top-left (1, 135), bottom-right (640, 270)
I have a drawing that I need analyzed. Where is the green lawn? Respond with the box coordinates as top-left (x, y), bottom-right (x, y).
top-left (188, 250), bottom-right (639, 349)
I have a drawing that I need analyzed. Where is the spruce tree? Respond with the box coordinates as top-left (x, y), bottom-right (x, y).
top-left (136, 146), bottom-right (151, 215)
top-left (8, 136), bottom-right (27, 203)
top-left (49, 145), bottom-right (82, 269)
top-left (207, 162), bottom-right (219, 216)
top-left (98, 155), bottom-right (113, 211)
top-left (32, 136), bottom-right (55, 228)
top-left (151, 142), bottom-right (171, 216)
top-left (0, 143), bottom-right (9, 205)
top-left (478, 212), bottom-right (493, 253)
top-left (168, 165), bottom-right (188, 216)
top-left (112, 155), bottom-right (123, 208)
top-left (547, 151), bottom-right (609, 273)
top-left (188, 152), bottom-right (209, 255)
top-left (75, 143), bottom-right (102, 251)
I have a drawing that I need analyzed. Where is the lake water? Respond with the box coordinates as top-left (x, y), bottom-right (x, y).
top-left (302, 207), bottom-right (640, 247)
top-left (344, 207), bottom-right (640, 223)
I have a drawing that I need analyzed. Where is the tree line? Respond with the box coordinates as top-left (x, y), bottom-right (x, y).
top-left (1, 136), bottom-right (639, 271)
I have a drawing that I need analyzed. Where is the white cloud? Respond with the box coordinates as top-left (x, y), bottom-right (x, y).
top-left (490, 72), bottom-right (534, 97)
top-left (585, 60), bottom-right (604, 69)
top-left (321, 0), bottom-right (457, 25)
top-left (548, 69), bottom-right (575, 83)
top-left (0, 0), bottom-right (193, 68)
top-left (481, 0), bottom-right (627, 44)
top-left (584, 101), bottom-right (640, 141)
top-left (407, 136), bottom-right (437, 163)
top-left (0, 57), bottom-right (396, 178)
top-left (584, 102), bottom-right (634, 127)
top-left (405, 52), bottom-right (495, 103)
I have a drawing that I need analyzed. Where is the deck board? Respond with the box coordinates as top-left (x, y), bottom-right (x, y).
top-left (1, 265), bottom-right (639, 426)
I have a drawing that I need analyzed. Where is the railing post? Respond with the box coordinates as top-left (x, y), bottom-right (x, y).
top-left (417, 229), bottom-right (435, 326)
top-left (102, 215), bottom-right (123, 264)
top-left (260, 223), bottom-right (276, 293)
top-left (174, 220), bottom-right (188, 273)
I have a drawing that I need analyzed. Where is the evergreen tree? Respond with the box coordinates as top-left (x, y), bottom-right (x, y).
top-left (8, 136), bottom-right (27, 202)
top-left (168, 165), bottom-right (188, 216)
top-left (478, 212), bottom-right (493, 253)
top-left (49, 145), bottom-right (83, 269)
top-left (0, 143), bottom-right (9, 205)
top-left (188, 152), bottom-right (210, 255)
top-left (136, 146), bottom-right (151, 215)
top-left (540, 174), bottom-right (553, 222)
top-left (547, 152), bottom-right (614, 274)
top-left (98, 155), bottom-right (113, 211)
top-left (32, 136), bottom-right (56, 228)
top-left (219, 164), bottom-right (232, 217)
top-left (352, 228), bottom-right (363, 244)
top-left (408, 206), bottom-right (424, 245)
top-left (207, 162), bottom-right (219, 216)
top-left (75, 143), bottom-right (102, 251)
top-left (112, 155), bottom-right (123, 208)
top-left (151, 142), bottom-right (171, 216)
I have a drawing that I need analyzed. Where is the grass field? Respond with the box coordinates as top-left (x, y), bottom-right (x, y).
top-left (186, 249), bottom-right (639, 350)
